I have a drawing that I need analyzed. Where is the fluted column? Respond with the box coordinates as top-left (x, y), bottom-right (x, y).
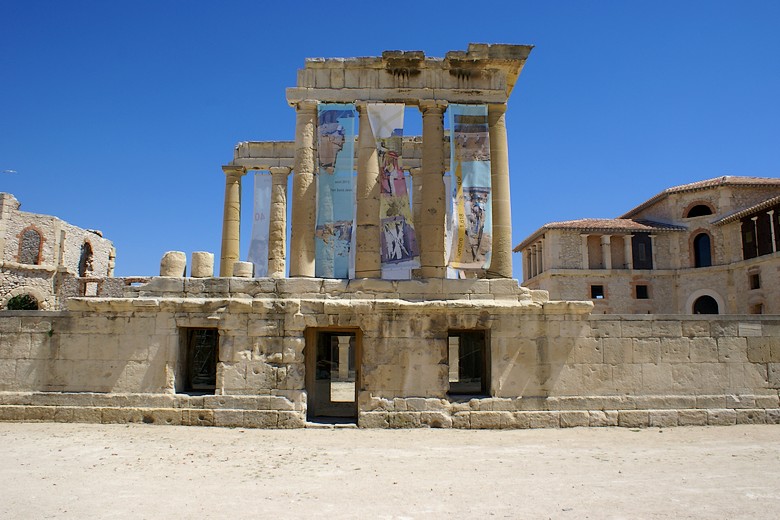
top-left (268, 167), bottom-right (291, 278)
top-left (419, 100), bottom-right (448, 278)
top-left (355, 102), bottom-right (381, 278)
top-left (768, 210), bottom-right (777, 253)
top-left (487, 103), bottom-right (512, 278)
top-left (290, 100), bottom-right (318, 277)
top-left (219, 165), bottom-right (247, 277)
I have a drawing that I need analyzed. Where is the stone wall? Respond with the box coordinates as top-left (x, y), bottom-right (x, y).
top-left (0, 278), bottom-right (778, 429)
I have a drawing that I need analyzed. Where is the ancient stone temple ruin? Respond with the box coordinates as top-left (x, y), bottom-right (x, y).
top-left (1, 44), bottom-right (778, 429)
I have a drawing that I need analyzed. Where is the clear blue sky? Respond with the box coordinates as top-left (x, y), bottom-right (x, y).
top-left (2, 1), bottom-right (779, 280)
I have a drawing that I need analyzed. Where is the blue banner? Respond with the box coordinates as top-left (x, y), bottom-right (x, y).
top-left (315, 104), bottom-right (356, 278)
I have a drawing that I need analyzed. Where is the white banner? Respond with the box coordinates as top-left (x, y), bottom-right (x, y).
top-left (247, 173), bottom-right (272, 277)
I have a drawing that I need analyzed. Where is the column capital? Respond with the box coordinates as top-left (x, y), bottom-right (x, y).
top-left (269, 166), bottom-right (292, 177)
top-left (418, 99), bottom-right (448, 113)
top-left (487, 103), bottom-right (508, 123)
top-left (222, 165), bottom-right (247, 177)
top-left (294, 99), bottom-right (319, 113)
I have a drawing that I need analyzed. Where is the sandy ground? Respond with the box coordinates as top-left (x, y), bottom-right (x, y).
top-left (1, 423), bottom-right (779, 519)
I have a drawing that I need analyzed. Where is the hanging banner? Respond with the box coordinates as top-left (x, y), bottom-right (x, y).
top-left (447, 104), bottom-right (492, 270)
top-left (367, 103), bottom-right (419, 277)
top-left (315, 103), bottom-right (356, 278)
top-left (247, 173), bottom-right (272, 277)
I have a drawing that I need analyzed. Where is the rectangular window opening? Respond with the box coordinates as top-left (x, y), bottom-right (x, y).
top-left (635, 285), bottom-right (649, 299)
top-left (178, 328), bottom-right (218, 394)
top-left (749, 273), bottom-right (761, 290)
top-left (448, 330), bottom-right (489, 396)
top-left (590, 285), bottom-right (605, 299)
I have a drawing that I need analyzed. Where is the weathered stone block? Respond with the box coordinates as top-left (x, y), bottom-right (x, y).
top-left (649, 410), bottom-right (678, 427)
top-left (618, 410), bottom-right (649, 428)
top-left (244, 410), bottom-right (279, 428)
top-left (358, 412), bottom-right (389, 428)
top-left (0, 406), bottom-right (24, 421)
top-left (704, 409), bottom-right (734, 426)
top-left (677, 410), bottom-right (707, 426)
top-left (766, 409), bottom-right (780, 425)
top-left (736, 409), bottom-right (766, 424)
top-left (754, 394), bottom-right (780, 408)
top-left (213, 409), bottom-right (244, 428)
top-left (451, 411), bottom-right (470, 429)
top-left (633, 338), bottom-right (661, 363)
top-left (102, 407), bottom-right (144, 424)
top-left (717, 337), bottom-right (748, 363)
top-left (470, 411), bottom-right (501, 429)
top-left (588, 410), bottom-right (618, 427)
top-left (560, 411), bottom-right (589, 428)
top-left (141, 408), bottom-right (182, 426)
top-left (420, 411), bottom-right (453, 428)
top-left (389, 412), bottom-right (421, 428)
top-left (527, 411), bottom-right (559, 429)
top-left (70, 407), bottom-right (102, 424)
top-left (747, 337), bottom-right (773, 363)
top-left (184, 409), bottom-right (214, 427)
top-left (659, 337), bottom-right (690, 363)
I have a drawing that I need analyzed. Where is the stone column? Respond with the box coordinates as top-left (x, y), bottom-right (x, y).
top-left (337, 335), bottom-right (351, 381)
top-left (624, 234), bottom-right (633, 269)
top-left (268, 167), bottom-right (291, 278)
top-left (419, 100), bottom-right (448, 278)
top-left (355, 102), bottom-right (381, 278)
top-left (536, 241), bottom-right (543, 275)
top-left (529, 245), bottom-right (537, 277)
top-left (290, 100), bottom-right (318, 277)
top-left (580, 234), bottom-right (589, 269)
top-left (219, 165), bottom-right (247, 277)
top-left (768, 210), bottom-right (777, 253)
top-left (649, 234), bottom-right (658, 269)
top-left (524, 248), bottom-right (531, 280)
top-left (410, 168), bottom-right (422, 239)
top-left (600, 235), bottom-right (612, 269)
top-left (487, 103), bottom-right (512, 279)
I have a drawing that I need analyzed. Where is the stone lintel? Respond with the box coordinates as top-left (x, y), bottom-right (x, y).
top-left (286, 87), bottom-right (509, 106)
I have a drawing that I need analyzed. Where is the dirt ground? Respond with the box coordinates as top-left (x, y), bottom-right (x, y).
top-left (1, 423), bottom-right (779, 519)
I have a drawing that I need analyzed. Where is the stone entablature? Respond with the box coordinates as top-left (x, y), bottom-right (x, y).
top-left (286, 44), bottom-right (533, 105)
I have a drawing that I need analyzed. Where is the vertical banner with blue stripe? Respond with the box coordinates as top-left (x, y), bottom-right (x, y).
top-left (315, 104), bottom-right (356, 278)
top-left (247, 172), bottom-right (272, 277)
top-left (447, 104), bottom-right (492, 270)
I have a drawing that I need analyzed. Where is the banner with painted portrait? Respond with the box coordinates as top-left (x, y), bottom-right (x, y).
top-left (447, 104), bottom-right (492, 270)
top-left (315, 104), bottom-right (356, 278)
top-left (367, 103), bottom-right (419, 277)
top-left (247, 172), bottom-right (272, 277)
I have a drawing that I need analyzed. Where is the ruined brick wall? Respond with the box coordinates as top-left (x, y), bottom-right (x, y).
top-left (0, 193), bottom-right (114, 309)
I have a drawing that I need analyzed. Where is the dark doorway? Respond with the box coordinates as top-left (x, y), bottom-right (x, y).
top-left (448, 330), bottom-right (489, 395)
top-left (305, 329), bottom-right (359, 421)
top-left (693, 295), bottom-right (719, 315)
top-left (181, 328), bottom-right (218, 393)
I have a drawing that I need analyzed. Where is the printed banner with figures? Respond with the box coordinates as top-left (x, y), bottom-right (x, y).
top-left (447, 104), bottom-right (492, 270)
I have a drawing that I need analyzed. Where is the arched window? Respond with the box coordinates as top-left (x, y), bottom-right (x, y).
top-left (7, 294), bottom-right (39, 310)
top-left (693, 295), bottom-right (719, 314)
top-left (685, 204), bottom-right (713, 218)
top-left (19, 229), bottom-right (42, 265)
top-left (78, 241), bottom-right (93, 276)
top-left (693, 233), bottom-right (711, 267)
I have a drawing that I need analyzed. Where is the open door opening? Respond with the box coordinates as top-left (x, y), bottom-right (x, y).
top-left (305, 329), bottom-right (360, 422)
